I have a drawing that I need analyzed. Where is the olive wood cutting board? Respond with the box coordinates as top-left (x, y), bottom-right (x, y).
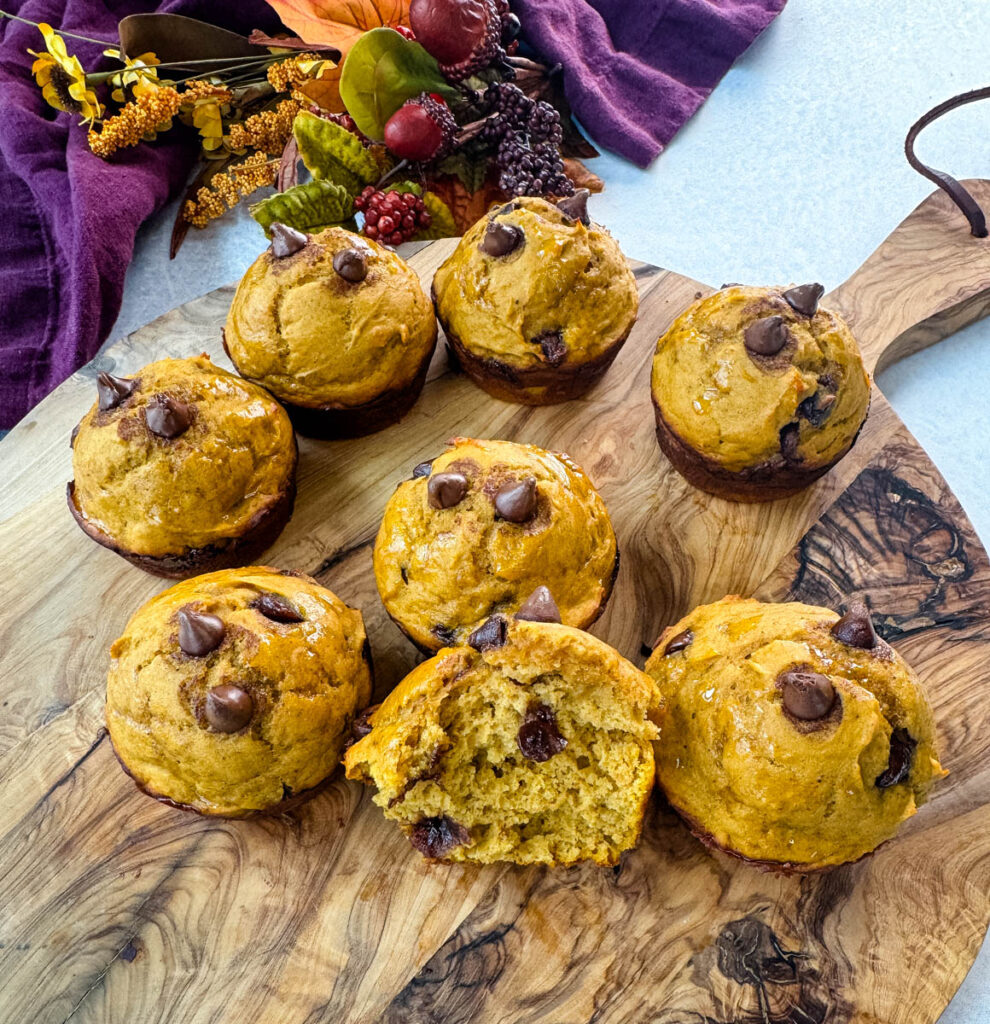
top-left (2, 182), bottom-right (990, 1024)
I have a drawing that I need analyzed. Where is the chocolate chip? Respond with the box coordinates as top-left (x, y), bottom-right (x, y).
top-left (205, 685), bottom-right (254, 733)
top-left (412, 460), bottom-right (433, 479)
top-left (557, 188), bottom-right (590, 225)
top-left (351, 704), bottom-right (379, 742)
top-left (479, 220), bottom-right (523, 257)
top-left (876, 728), bottom-right (916, 788)
top-left (514, 586), bottom-right (561, 623)
top-left (779, 423), bottom-right (801, 462)
top-left (177, 608), bottom-right (225, 657)
top-left (720, 282), bottom-right (743, 289)
top-left (409, 815), bottom-right (470, 859)
top-left (830, 602), bottom-right (878, 649)
top-left (70, 423), bottom-right (80, 448)
top-left (494, 477), bottom-right (537, 523)
top-left (493, 201), bottom-right (518, 217)
top-left (97, 372), bottom-right (137, 412)
top-left (797, 388), bottom-right (837, 427)
top-left (467, 614), bottom-right (507, 652)
top-left (145, 395), bottom-right (191, 439)
top-left (744, 315), bottom-right (790, 357)
top-left (664, 629), bottom-right (694, 655)
top-left (427, 471), bottom-right (469, 509)
top-left (432, 624), bottom-right (458, 646)
top-left (269, 222), bottom-right (307, 258)
top-left (536, 330), bottom-right (566, 366)
top-left (333, 247), bottom-right (368, 282)
top-left (783, 282), bottom-right (825, 317)
top-left (517, 701), bottom-right (567, 762)
top-left (251, 593), bottom-right (304, 623)
top-left (779, 670), bottom-right (836, 721)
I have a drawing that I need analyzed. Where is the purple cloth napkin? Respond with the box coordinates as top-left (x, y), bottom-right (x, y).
top-left (0, 0), bottom-right (280, 429)
top-left (513, 0), bottom-right (787, 168)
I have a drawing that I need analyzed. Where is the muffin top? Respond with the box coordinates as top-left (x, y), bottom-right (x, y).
top-left (106, 566), bottom-right (372, 816)
top-left (651, 285), bottom-right (870, 473)
top-left (70, 355), bottom-right (296, 558)
top-left (645, 596), bottom-right (945, 868)
top-left (374, 437), bottom-right (618, 651)
top-left (432, 195), bottom-right (638, 368)
top-left (224, 225), bottom-right (437, 408)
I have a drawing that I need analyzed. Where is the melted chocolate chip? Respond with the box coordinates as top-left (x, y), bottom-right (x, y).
top-left (97, 372), bottom-right (137, 412)
top-left (664, 629), bottom-right (694, 655)
top-left (412, 459), bottom-right (433, 479)
top-left (744, 315), bottom-right (790, 357)
top-left (778, 670), bottom-right (836, 721)
top-left (557, 188), bottom-right (590, 225)
top-left (494, 476), bottom-right (537, 523)
top-left (720, 282), bottom-right (743, 289)
top-left (830, 602), bottom-right (878, 649)
top-left (783, 282), bottom-right (825, 317)
top-left (514, 586), bottom-right (561, 623)
top-left (427, 471), bottom-right (469, 509)
top-left (536, 330), bottom-right (566, 366)
top-left (409, 815), bottom-right (470, 859)
top-left (876, 728), bottom-right (916, 788)
top-left (493, 201), bottom-right (518, 217)
top-left (333, 247), bottom-right (368, 282)
top-left (145, 395), bottom-right (191, 439)
top-left (251, 593), bottom-right (304, 623)
top-left (479, 220), bottom-right (523, 257)
top-left (177, 608), bottom-right (225, 657)
top-left (797, 388), bottom-right (837, 427)
top-left (269, 222), bottom-right (308, 258)
top-left (779, 422), bottom-right (801, 462)
top-left (351, 704), bottom-right (380, 742)
top-left (205, 685), bottom-right (254, 733)
top-left (467, 614), bottom-right (507, 652)
top-left (517, 701), bottom-right (567, 762)
top-left (432, 624), bottom-right (458, 647)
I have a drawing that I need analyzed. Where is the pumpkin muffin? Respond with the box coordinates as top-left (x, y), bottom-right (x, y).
top-left (651, 284), bottom-right (870, 501)
top-left (345, 618), bottom-right (661, 865)
top-left (68, 354), bottom-right (297, 578)
top-left (432, 191), bottom-right (639, 404)
top-left (374, 436), bottom-right (618, 652)
top-left (646, 596), bottom-right (945, 871)
top-left (223, 223), bottom-right (438, 438)
top-left (106, 566), bottom-right (373, 817)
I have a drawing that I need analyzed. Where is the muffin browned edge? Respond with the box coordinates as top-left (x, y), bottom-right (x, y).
top-left (222, 326), bottom-right (437, 440)
top-left (650, 390), bottom-right (871, 503)
top-left (383, 545), bottom-right (621, 654)
top-left (67, 439), bottom-right (297, 579)
top-left (433, 285), bottom-right (635, 406)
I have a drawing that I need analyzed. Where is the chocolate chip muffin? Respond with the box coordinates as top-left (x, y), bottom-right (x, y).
top-left (223, 223), bottom-right (438, 438)
top-left (345, 617), bottom-right (661, 865)
top-left (68, 355), bottom-right (297, 578)
top-left (646, 596), bottom-right (945, 871)
top-left (651, 284), bottom-right (870, 501)
top-left (373, 436), bottom-right (618, 652)
top-left (432, 191), bottom-right (639, 404)
top-left (106, 566), bottom-right (372, 817)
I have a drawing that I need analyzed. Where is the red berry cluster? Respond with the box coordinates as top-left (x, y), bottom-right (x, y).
top-left (354, 187), bottom-right (432, 246)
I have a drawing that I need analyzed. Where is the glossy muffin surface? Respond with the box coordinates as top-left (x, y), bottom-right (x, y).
top-left (373, 437), bottom-right (618, 651)
top-left (651, 285), bottom-right (870, 499)
top-left (224, 226), bottom-right (437, 409)
top-left (69, 355), bottom-right (296, 561)
top-left (645, 596), bottom-right (944, 870)
top-left (106, 567), bottom-right (372, 816)
top-left (345, 619), bottom-right (661, 866)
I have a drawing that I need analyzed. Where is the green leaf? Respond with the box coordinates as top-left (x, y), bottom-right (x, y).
top-left (292, 111), bottom-right (379, 192)
top-left (413, 191), bottom-right (458, 240)
top-left (382, 180), bottom-right (423, 195)
top-left (250, 180), bottom-right (355, 234)
top-left (435, 150), bottom-right (490, 194)
top-left (339, 28), bottom-right (458, 142)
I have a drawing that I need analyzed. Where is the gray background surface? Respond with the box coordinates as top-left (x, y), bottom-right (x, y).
top-left (107, 2), bottom-right (990, 1018)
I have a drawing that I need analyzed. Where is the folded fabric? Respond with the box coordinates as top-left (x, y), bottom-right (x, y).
top-left (0, 0), bottom-right (281, 429)
top-left (513, 0), bottom-right (787, 168)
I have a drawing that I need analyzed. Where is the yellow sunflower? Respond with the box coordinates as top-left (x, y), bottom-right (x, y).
top-left (29, 23), bottom-right (102, 125)
top-left (103, 48), bottom-right (163, 103)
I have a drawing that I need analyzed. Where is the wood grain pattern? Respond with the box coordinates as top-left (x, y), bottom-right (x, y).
top-left (2, 183), bottom-right (990, 1024)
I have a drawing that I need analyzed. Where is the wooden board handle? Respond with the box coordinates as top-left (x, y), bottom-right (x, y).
top-left (827, 179), bottom-right (990, 375)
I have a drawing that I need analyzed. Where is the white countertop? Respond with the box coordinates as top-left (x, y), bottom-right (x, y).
top-left (108, 1), bottom-right (990, 1018)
